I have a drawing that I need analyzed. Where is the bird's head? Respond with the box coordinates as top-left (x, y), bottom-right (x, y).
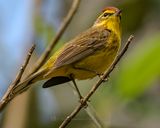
top-left (93, 7), bottom-right (122, 32)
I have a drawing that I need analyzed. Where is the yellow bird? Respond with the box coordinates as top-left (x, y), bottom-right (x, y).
top-left (16, 6), bottom-right (122, 90)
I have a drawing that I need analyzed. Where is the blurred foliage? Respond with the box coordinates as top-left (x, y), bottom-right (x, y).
top-left (34, 14), bottom-right (65, 57)
top-left (35, 15), bottom-right (55, 45)
top-left (114, 34), bottom-right (160, 100)
top-left (119, 0), bottom-right (153, 33)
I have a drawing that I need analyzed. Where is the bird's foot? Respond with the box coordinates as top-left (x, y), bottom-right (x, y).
top-left (79, 97), bottom-right (89, 108)
top-left (98, 73), bottom-right (109, 82)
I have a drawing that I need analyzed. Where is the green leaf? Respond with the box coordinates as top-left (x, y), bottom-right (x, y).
top-left (114, 34), bottom-right (160, 100)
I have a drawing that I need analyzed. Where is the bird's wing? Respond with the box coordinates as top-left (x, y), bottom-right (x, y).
top-left (54, 27), bottom-right (111, 69)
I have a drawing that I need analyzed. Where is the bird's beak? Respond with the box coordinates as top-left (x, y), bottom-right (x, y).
top-left (115, 9), bottom-right (122, 16)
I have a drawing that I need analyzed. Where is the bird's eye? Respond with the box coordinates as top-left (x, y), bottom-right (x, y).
top-left (103, 13), bottom-right (112, 17)
top-left (103, 13), bottom-right (108, 17)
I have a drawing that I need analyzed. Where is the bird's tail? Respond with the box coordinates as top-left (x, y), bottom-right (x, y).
top-left (12, 69), bottom-right (46, 95)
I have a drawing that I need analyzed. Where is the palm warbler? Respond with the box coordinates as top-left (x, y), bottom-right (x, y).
top-left (17, 6), bottom-right (122, 89)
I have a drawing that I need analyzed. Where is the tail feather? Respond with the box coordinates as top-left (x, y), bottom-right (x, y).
top-left (12, 69), bottom-right (46, 94)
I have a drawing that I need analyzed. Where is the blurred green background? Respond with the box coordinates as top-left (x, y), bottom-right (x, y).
top-left (0, 0), bottom-right (160, 128)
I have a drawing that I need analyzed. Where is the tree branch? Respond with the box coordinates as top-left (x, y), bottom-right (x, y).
top-left (0, 44), bottom-right (35, 111)
top-left (59, 35), bottom-right (134, 128)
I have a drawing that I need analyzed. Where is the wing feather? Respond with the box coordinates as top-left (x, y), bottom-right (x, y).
top-left (54, 27), bottom-right (111, 68)
top-left (44, 28), bottom-right (111, 72)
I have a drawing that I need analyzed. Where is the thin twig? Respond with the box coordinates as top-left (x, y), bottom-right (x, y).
top-left (0, 44), bottom-right (35, 111)
top-left (71, 84), bottom-right (105, 128)
top-left (13, 44), bottom-right (36, 85)
top-left (85, 103), bottom-right (105, 128)
top-left (59, 35), bottom-right (134, 128)
top-left (31, 0), bottom-right (81, 73)
top-left (0, 0), bottom-right (81, 112)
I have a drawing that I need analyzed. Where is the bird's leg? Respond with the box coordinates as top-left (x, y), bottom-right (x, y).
top-left (69, 74), bottom-right (84, 103)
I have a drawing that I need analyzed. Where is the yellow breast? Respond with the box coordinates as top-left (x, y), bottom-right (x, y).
top-left (67, 33), bottom-right (120, 80)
